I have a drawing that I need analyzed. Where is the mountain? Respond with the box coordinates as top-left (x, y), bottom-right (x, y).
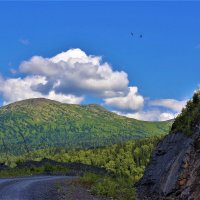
top-left (0, 98), bottom-right (172, 155)
top-left (136, 91), bottom-right (200, 199)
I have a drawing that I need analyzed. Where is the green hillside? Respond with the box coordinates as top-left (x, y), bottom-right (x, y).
top-left (0, 98), bottom-right (172, 155)
top-left (171, 90), bottom-right (200, 135)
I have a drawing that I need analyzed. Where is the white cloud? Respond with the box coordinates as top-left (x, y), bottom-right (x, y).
top-left (149, 99), bottom-right (187, 112)
top-left (104, 86), bottom-right (144, 111)
top-left (115, 110), bottom-right (176, 121)
top-left (46, 91), bottom-right (83, 104)
top-left (0, 48), bottom-right (188, 121)
top-left (0, 76), bottom-right (83, 105)
top-left (20, 48), bottom-right (129, 98)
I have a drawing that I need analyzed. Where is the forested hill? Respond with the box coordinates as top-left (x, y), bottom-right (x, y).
top-left (0, 98), bottom-right (172, 155)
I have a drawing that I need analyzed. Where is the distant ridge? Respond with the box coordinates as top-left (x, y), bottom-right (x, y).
top-left (0, 98), bottom-right (172, 155)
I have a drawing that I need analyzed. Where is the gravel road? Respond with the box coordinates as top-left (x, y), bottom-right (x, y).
top-left (0, 176), bottom-right (76, 200)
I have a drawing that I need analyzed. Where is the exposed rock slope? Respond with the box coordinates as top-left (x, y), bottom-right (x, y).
top-left (136, 128), bottom-right (200, 200)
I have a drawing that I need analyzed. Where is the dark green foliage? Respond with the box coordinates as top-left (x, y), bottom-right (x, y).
top-left (55, 137), bottom-right (160, 181)
top-left (65, 137), bottom-right (160, 200)
top-left (0, 137), bottom-right (160, 180)
top-left (77, 173), bottom-right (136, 200)
top-left (0, 165), bottom-right (68, 178)
top-left (44, 164), bottom-right (54, 173)
top-left (171, 90), bottom-right (200, 135)
top-left (0, 98), bottom-right (171, 199)
top-left (0, 136), bottom-right (161, 200)
top-left (0, 98), bottom-right (172, 155)
top-left (5, 136), bottom-right (160, 182)
top-left (67, 137), bottom-right (160, 200)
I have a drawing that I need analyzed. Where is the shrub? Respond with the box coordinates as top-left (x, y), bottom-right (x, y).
top-left (78, 173), bottom-right (136, 200)
top-left (171, 90), bottom-right (200, 136)
top-left (44, 164), bottom-right (54, 173)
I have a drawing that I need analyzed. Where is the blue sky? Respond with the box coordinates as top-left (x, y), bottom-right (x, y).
top-left (0, 1), bottom-right (200, 121)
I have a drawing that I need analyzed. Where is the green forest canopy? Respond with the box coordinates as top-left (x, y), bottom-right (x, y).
top-left (0, 98), bottom-right (172, 155)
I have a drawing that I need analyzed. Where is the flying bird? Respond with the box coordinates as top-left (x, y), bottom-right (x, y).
top-left (130, 32), bottom-right (143, 38)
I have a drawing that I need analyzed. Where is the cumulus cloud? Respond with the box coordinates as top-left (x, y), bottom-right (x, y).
top-left (115, 110), bottom-right (176, 121)
top-left (0, 48), bottom-right (187, 121)
top-left (0, 76), bottom-right (83, 105)
top-left (0, 48), bottom-right (138, 110)
top-left (104, 87), bottom-right (144, 111)
top-left (20, 48), bottom-right (129, 98)
top-left (149, 99), bottom-right (187, 112)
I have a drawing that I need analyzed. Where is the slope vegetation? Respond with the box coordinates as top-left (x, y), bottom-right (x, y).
top-left (137, 91), bottom-right (200, 199)
top-left (0, 98), bottom-right (172, 155)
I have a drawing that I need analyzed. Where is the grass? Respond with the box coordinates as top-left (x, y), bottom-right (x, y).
top-left (0, 165), bottom-right (69, 178)
top-left (76, 172), bottom-right (136, 200)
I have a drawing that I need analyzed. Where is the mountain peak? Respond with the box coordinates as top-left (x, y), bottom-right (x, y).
top-left (0, 98), bottom-right (171, 155)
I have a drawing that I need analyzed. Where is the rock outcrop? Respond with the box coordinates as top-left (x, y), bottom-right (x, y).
top-left (136, 128), bottom-right (200, 200)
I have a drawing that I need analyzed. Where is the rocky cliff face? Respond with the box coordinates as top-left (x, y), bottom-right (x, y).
top-left (136, 128), bottom-right (200, 200)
